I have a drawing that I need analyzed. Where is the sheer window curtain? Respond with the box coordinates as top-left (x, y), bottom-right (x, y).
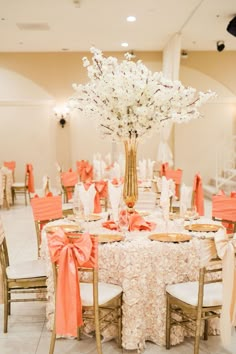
top-left (157, 33), bottom-right (182, 167)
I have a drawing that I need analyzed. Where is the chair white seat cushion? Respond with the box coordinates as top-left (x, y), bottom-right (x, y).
top-left (80, 282), bottom-right (122, 306)
top-left (6, 259), bottom-right (46, 279)
top-left (166, 281), bottom-right (222, 307)
top-left (11, 182), bottom-right (26, 188)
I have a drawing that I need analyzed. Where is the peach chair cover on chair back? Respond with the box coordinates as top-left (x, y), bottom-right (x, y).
top-left (26, 163), bottom-right (35, 193)
top-left (163, 167), bottom-right (182, 199)
top-left (212, 194), bottom-right (236, 233)
top-left (4, 161), bottom-right (16, 182)
top-left (31, 194), bottom-right (63, 221)
top-left (47, 229), bottom-right (97, 336)
top-left (192, 173), bottom-right (204, 216)
top-left (3, 161), bottom-right (16, 171)
top-left (61, 169), bottom-right (78, 201)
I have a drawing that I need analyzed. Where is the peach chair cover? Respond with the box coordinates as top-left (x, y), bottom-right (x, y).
top-left (31, 194), bottom-right (63, 221)
top-left (61, 170), bottom-right (78, 200)
top-left (163, 167), bottom-right (182, 199)
top-left (76, 160), bottom-right (93, 183)
top-left (212, 194), bottom-right (236, 233)
top-left (26, 163), bottom-right (35, 193)
top-left (3, 161), bottom-right (16, 171)
top-left (192, 173), bottom-right (204, 216)
top-left (47, 229), bottom-right (97, 336)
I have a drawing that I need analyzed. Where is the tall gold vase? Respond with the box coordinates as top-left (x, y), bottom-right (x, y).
top-left (123, 137), bottom-right (138, 211)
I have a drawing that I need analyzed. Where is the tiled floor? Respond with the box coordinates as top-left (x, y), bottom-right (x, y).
top-left (0, 198), bottom-right (231, 354)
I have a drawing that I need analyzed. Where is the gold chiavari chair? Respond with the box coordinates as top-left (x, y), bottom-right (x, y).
top-left (166, 253), bottom-right (223, 354)
top-left (48, 233), bottom-right (123, 354)
top-left (0, 220), bottom-right (47, 333)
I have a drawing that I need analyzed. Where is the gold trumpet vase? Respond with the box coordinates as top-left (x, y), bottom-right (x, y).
top-left (123, 136), bottom-right (138, 211)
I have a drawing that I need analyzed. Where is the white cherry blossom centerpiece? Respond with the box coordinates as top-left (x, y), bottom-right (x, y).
top-left (69, 47), bottom-right (215, 210)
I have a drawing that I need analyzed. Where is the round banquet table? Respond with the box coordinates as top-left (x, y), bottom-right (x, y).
top-left (40, 214), bottom-right (221, 351)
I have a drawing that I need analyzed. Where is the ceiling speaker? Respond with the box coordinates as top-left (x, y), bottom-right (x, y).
top-left (227, 16), bottom-right (236, 37)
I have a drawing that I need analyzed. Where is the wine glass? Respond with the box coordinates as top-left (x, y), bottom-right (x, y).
top-left (118, 208), bottom-right (129, 238)
top-left (185, 205), bottom-right (197, 227)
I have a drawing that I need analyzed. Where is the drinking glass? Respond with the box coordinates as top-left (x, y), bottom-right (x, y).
top-left (118, 209), bottom-right (129, 238)
top-left (185, 205), bottom-right (197, 226)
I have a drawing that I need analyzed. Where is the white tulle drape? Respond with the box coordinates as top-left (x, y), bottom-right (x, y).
top-left (157, 33), bottom-right (182, 166)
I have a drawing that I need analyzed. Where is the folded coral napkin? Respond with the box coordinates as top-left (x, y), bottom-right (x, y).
top-left (102, 220), bottom-right (118, 230)
top-left (102, 212), bottom-right (156, 232)
top-left (128, 213), bottom-right (156, 231)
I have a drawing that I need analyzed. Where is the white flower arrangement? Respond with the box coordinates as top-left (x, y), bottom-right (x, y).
top-left (69, 47), bottom-right (215, 142)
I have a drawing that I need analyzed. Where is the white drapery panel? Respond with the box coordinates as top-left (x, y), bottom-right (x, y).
top-left (157, 33), bottom-right (182, 166)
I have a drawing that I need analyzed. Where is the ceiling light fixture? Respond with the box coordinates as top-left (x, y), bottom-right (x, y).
top-left (121, 42), bottom-right (129, 47)
top-left (126, 16), bottom-right (136, 22)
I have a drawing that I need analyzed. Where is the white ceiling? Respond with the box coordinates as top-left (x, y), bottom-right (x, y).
top-left (0, 0), bottom-right (236, 52)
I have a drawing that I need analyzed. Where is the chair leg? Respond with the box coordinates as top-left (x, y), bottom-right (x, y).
top-left (94, 307), bottom-right (102, 354)
top-left (77, 326), bottom-right (81, 341)
top-left (3, 288), bottom-right (8, 333)
top-left (203, 319), bottom-right (208, 340)
top-left (24, 190), bottom-right (27, 206)
top-left (49, 328), bottom-right (56, 354)
top-left (194, 313), bottom-right (202, 354)
top-left (166, 294), bottom-right (171, 349)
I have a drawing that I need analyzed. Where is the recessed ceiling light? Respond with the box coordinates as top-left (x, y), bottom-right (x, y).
top-left (127, 16), bottom-right (136, 22)
top-left (121, 42), bottom-right (129, 47)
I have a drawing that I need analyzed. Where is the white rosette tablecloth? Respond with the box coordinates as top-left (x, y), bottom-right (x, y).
top-left (40, 216), bottom-right (222, 351)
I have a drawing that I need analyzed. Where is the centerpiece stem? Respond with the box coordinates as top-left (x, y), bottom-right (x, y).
top-left (123, 134), bottom-right (138, 212)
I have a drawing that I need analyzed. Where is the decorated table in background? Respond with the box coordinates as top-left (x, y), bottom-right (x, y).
top-left (40, 213), bottom-right (222, 351)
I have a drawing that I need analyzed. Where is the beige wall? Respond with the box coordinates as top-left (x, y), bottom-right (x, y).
top-left (0, 51), bottom-right (236, 188)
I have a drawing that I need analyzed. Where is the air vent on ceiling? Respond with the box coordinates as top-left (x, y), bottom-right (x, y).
top-left (16, 22), bottom-right (50, 31)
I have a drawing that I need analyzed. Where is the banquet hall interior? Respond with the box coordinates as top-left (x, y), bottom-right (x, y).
top-left (1, 0), bottom-right (236, 353)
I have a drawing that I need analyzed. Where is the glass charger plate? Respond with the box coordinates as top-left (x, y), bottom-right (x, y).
top-left (45, 224), bottom-right (82, 233)
top-left (149, 233), bottom-right (192, 243)
top-left (184, 224), bottom-right (221, 232)
top-left (97, 234), bottom-right (124, 243)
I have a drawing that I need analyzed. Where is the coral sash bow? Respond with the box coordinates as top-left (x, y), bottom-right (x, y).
top-left (214, 234), bottom-right (236, 350)
top-left (47, 229), bottom-right (92, 337)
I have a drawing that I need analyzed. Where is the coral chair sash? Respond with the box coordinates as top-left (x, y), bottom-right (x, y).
top-left (47, 229), bottom-right (94, 336)
top-left (193, 173), bottom-right (204, 216)
top-left (31, 195), bottom-right (63, 221)
top-left (94, 180), bottom-right (108, 213)
top-left (199, 232), bottom-right (236, 350)
top-left (160, 162), bottom-right (169, 176)
top-left (26, 164), bottom-right (35, 193)
top-left (76, 160), bottom-right (93, 183)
